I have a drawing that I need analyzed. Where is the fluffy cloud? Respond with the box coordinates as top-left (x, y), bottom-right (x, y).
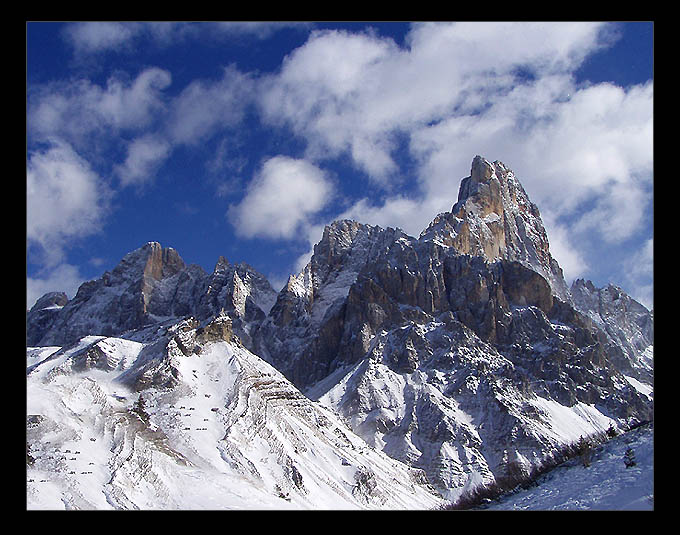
top-left (27, 140), bottom-right (111, 265)
top-left (115, 134), bottom-right (171, 187)
top-left (258, 22), bottom-right (610, 183)
top-left (28, 67), bottom-right (172, 147)
top-left (228, 156), bottom-right (333, 240)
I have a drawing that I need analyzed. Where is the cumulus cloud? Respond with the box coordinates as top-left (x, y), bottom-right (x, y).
top-left (258, 22), bottom-right (610, 184)
top-left (228, 156), bottom-right (333, 240)
top-left (27, 140), bottom-right (111, 266)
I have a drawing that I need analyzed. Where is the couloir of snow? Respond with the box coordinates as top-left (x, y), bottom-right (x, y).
top-left (26, 333), bottom-right (444, 510)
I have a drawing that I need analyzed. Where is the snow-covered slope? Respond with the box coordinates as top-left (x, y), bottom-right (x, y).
top-left (26, 315), bottom-right (444, 510)
top-left (485, 423), bottom-right (654, 510)
top-left (306, 310), bottom-right (649, 502)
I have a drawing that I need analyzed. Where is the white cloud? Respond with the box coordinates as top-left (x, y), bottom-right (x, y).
top-left (116, 134), bottom-right (171, 187)
top-left (210, 22), bottom-right (312, 40)
top-left (258, 29), bottom-right (402, 181)
top-left (623, 238), bottom-right (654, 309)
top-left (28, 67), bottom-right (172, 147)
top-left (228, 156), bottom-right (333, 240)
top-left (167, 66), bottom-right (253, 146)
top-left (27, 140), bottom-right (111, 265)
top-left (61, 22), bottom-right (145, 54)
top-left (540, 214), bottom-right (589, 283)
top-left (61, 22), bottom-right (309, 56)
top-left (258, 22), bottom-right (611, 184)
top-left (571, 179), bottom-right (651, 244)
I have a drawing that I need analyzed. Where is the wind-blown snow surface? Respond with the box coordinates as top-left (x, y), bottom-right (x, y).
top-left (26, 325), bottom-right (444, 510)
top-left (484, 423), bottom-right (654, 510)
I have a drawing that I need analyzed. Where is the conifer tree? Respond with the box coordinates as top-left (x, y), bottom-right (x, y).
top-left (577, 435), bottom-right (592, 467)
top-left (624, 447), bottom-right (636, 468)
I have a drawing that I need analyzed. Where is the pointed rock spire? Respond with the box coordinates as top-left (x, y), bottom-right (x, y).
top-left (421, 156), bottom-right (571, 302)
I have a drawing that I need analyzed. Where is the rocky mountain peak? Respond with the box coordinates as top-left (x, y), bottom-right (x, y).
top-left (420, 156), bottom-right (570, 302)
top-left (570, 278), bottom-right (653, 381)
top-left (114, 241), bottom-right (186, 283)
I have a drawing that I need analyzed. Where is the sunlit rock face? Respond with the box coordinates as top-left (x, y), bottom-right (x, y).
top-left (420, 155), bottom-right (571, 303)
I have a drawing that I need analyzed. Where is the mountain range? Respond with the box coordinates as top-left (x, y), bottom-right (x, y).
top-left (26, 155), bottom-right (653, 509)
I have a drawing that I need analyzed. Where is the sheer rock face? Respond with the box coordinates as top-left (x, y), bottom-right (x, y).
top-left (420, 156), bottom-right (571, 303)
top-left (252, 220), bottom-right (409, 387)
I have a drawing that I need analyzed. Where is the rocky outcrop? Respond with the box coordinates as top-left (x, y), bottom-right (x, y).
top-left (252, 220), bottom-right (408, 387)
top-left (26, 292), bottom-right (68, 346)
top-left (27, 243), bottom-right (191, 346)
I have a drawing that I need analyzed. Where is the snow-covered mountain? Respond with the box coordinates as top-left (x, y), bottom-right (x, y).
top-left (27, 156), bottom-right (653, 509)
top-left (26, 315), bottom-right (443, 509)
top-left (570, 278), bottom-right (653, 384)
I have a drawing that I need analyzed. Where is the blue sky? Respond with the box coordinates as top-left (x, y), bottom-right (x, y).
top-left (26, 21), bottom-right (654, 309)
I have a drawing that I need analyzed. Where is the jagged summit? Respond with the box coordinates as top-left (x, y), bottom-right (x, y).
top-left (114, 241), bottom-right (186, 281)
top-left (420, 155), bottom-right (570, 302)
top-left (27, 240), bottom-right (278, 347)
